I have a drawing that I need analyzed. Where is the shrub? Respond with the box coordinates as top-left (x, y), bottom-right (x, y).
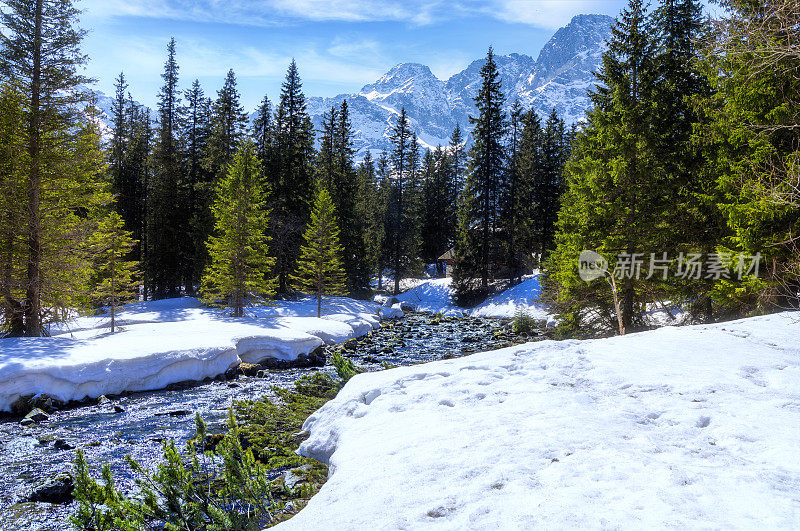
top-left (330, 351), bottom-right (363, 383)
top-left (71, 412), bottom-right (274, 531)
top-left (512, 308), bottom-right (537, 335)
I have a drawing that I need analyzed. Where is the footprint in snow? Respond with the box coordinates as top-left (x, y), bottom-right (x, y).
top-left (696, 416), bottom-right (711, 428)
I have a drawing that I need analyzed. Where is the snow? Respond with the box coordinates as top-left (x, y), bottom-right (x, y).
top-left (470, 275), bottom-right (550, 320)
top-left (279, 311), bottom-right (800, 530)
top-left (0, 297), bottom-right (402, 412)
top-left (394, 274), bottom-right (553, 321)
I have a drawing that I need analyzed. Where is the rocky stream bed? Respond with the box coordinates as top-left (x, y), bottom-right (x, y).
top-left (0, 312), bottom-right (542, 530)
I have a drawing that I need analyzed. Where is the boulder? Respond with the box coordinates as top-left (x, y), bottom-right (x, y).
top-left (20, 408), bottom-right (49, 426)
top-left (53, 439), bottom-right (75, 451)
top-left (25, 473), bottom-right (74, 504)
top-left (10, 394), bottom-right (64, 416)
top-left (383, 297), bottom-right (399, 308)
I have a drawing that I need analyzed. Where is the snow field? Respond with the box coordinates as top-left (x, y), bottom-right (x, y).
top-left (392, 274), bottom-right (553, 321)
top-left (278, 312), bottom-right (800, 530)
top-left (0, 297), bottom-right (402, 412)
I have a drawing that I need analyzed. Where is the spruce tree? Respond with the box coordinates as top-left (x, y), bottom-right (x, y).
top-left (1, 0), bottom-right (111, 335)
top-left (454, 47), bottom-right (507, 296)
top-left (421, 147), bottom-right (456, 276)
top-left (316, 105), bottom-right (338, 190)
top-left (201, 141), bottom-right (275, 317)
top-left (88, 212), bottom-right (139, 333)
top-left (546, 0), bottom-right (662, 333)
top-left (357, 150), bottom-right (386, 288)
top-left (291, 188), bottom-right (347, 317)
top-left (652, 0), bottom-right (719, 317)
top-left (206, 69), bottom-right (249, 182)
top-left (271, 61), bottom-right (316, 294)
top-left (533, 109), bottom-right (569, 260)
top-left (376, 150), bottom-right (393, 290)
top-left (501, 100), bottom-right (525, 282)
top-left (183, 79), bottom-right (212, 293)
top-left (123, 99), bottom-right (152, 295)
top-left (147, 38), bottom-right (184, 299)
top-left (701, 0), bottom-right (800, 311)
top-left (333, 100), bottom-right (368, 292)
top-left (0, 83), bottom-right (26, 335)
top-left (386, 108), bottom-right (420, 293)
top-left (110, 72), bottom-right (128, 212)
top-left (449, 123), bottom-right (466, 197)
top-left (252, 95), bottom-right (275, 182)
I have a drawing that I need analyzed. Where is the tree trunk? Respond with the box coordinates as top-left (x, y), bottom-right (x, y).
top-left (622, 280), bottom-right (635, 332)
top-left (24, 0), bottom-right (43, 337)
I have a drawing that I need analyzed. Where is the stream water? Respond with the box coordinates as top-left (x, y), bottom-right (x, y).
top-left (0, 313), bottom-right (527, 530)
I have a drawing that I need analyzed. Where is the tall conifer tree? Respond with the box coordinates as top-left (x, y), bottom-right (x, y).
top-left (291, 188), bottom-right (346, 318)
top-left (1, 0), bottom-right (111, 335)
top-left (147, 38), bottom-right (184, 298)
top-left (201, 141), bottom-right (275, 317)
top-left (454, 47), bottom-right (507, 294)
top-left (271, 61), bottom-right (316, 294)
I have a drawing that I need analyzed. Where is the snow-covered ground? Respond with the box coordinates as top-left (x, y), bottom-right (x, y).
top-left (0, 297), bottom-right (402, 412)
top-left (393, 275), bottom-right (552, 321)
top-left (279, 311), bottom-right (800, 530)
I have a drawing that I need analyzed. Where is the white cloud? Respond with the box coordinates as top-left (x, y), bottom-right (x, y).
top-left (486, 0), bottom-right (625, 28)
top-left (80, 0), bottom-right (449, 26)
top-left (79, 0), bottom-right (618, 28)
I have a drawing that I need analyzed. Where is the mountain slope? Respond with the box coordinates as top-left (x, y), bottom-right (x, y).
top-left (308, 13), bottom-right (612, 156)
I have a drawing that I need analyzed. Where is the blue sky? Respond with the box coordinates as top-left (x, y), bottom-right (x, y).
top-left (79, 0), bottom-right (634, 111)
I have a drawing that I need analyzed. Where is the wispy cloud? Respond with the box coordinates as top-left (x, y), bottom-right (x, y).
top-left (487, 0), bottom-right (623, 28)
top-left (81, 0), bottom-right (449, 26)
top-left (80, 0), bottom-right (613, 28)
top-left (103, 35), bottom-right (385, 92)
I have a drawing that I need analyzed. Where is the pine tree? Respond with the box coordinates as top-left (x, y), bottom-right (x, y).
top-left (421, 147), bottom-right (456, 276)
top-left (700, 0), bottom-right (800, 311)
top-left (501, 100), bottom-right (525, 282)
top-left (110, 72), bottom-right (128, 210)
top-left (252, 95), bottom-right (275, 181)
top-left (205, 69), bottom-right (249, 183)
top-left (454, 47), bottom-right (507, 296)
top-left (386, 108), bottom-right (420, 293)
top-left (147, 38), bottom-right (184, 299)
top-left (271, 61), bottom-right (316, 294)
top-left (88, 212), bottom-right (139, 333)
top-left (333, 100), bottom-right (368, 292)
top-left (291, 188), bottom-right (346, 318)
top-left (1, 0), bottom-right (112, 335)
top-left (546, 0), bottom-right (662, 334)
top-left (201, 141), bottom-right (275, 317)
top-left (316, 105), bottom-right (338, 190)
top-left (449, 123), bottom-right (466, 197)
top-left (533, 109), bottom-right (569, 260)
top-left (357, 150), bottom-right (386, 288)
top-left (0, 83), bottom-right (26, 336)
top-left (183, 79), bottom-right (212, 293)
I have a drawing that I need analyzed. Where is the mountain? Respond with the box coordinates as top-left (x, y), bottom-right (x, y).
top-left (88, 14), bottom-right (613, 157)
top-left (307, 13), bottom-right (613, 156)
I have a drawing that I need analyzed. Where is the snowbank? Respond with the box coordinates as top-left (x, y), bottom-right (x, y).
top-left (394, 274), bottom-right (552, 320)
top-left (0, 297), bottom-right (402, 412)
top-left (394, 278), bottom-right (463, 316)
top-left (470, 275), bottom-right (549, 320)
top-left (279, 312), bottom-right (800, 530)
